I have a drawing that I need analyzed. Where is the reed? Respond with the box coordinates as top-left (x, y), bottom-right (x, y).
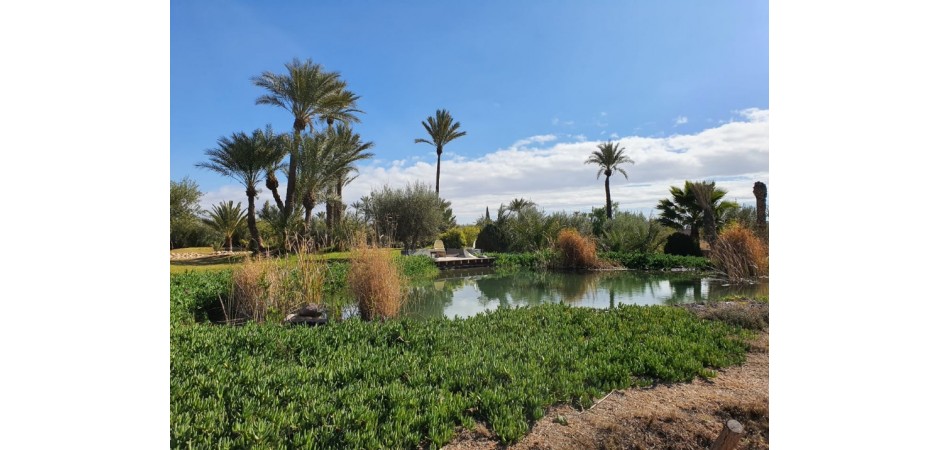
top-left (709, 223), bottom-right (769, 282)
top-left (348, 243), bottom-right (404, 320)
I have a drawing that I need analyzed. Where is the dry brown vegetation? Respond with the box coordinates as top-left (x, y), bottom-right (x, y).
top-left (554, 228), bottom-right (606, 270)
top-left (348, 243), bottom-right (405, 320)
top-left (227, 241), bottom-right (327, 323)
top-left (709, 223), bottom-right (768, 282)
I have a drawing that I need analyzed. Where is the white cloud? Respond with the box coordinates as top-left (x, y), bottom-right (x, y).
top-left (609, 132), bottom-right (620, 139)
top-left (511, 134), bottom-right (557, 148)
top-left (674, 116), bottom-right (688, 126)
top-left (206, 109), bottom-right (769, 224)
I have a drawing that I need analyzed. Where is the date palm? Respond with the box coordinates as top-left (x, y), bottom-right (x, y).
top-left (252, 59), bottom-right (356, 219)
top-left (326, 124), bottom-right (375, 228)
top-left (585, 141), bottom-right (634, 219)
top-left (203, 201), bottom-right (247, 252)
top-left (415, 109), bottom-right (467, 195)
top-left (196, 129), bottom-right (285, 253)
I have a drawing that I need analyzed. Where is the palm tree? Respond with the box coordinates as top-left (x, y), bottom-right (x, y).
top-left (326, 124), bottom-right (375, 229)
top-left (203, 201), bottom-right (247, 252)
top-left (252, 59), bottom-right (357, 220)
top-left (689, 181), bottom-right (719, 245)
top-left (196, 129), bottom-right (284, 253)
top-left (585, 141), bottom-right (634, 219)
top-left (414, 109), bottom-right (467, 195)
top-left (655, 181), bottom-right (738, 244)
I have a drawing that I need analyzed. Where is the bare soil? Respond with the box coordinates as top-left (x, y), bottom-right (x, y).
top-left (443, 331), bottom-right (769, 450)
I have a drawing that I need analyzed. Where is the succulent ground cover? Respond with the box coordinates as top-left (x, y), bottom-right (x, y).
top-left (171, 271), bottom-right (751, 449)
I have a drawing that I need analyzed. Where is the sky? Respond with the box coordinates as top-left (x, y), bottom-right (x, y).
top-left (171, 0), bottom-right (769, 223)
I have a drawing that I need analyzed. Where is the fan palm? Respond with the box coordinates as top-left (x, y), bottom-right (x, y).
top-left (415, 109), bottom-right (467, 195)
top-left (203, 201), bottom-right (247, 252)
top-left (196, 129), bottom-right (285, 253)
top-left (655, 181), bottom-right (738, 244)
top-left (252, 59), bottom-right (356, 219)
top-left (585, 141), bottom-right (635, 219)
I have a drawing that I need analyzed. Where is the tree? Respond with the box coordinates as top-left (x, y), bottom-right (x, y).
top-left (203, 201), bottom-right (247, 252)
top-left (196, 129), bottom-right (285, 253)
top-left (325, 124), bottom-right (375, 229)
top-left (359, 182), bottom-right (445, 250)
top-left (585, 141), bottom-right (634, 219)
top-left (414, 109), bottom-right (467, 195)
top-left (170, 177), bottom-right (205, 249)
top-left (655, 181), bottom-right (738, 244)
top-left (252, 58), bottom-right (357, 222)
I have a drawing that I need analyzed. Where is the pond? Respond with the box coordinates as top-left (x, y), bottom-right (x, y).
top-left (384, 268), bottom-right (768, 319)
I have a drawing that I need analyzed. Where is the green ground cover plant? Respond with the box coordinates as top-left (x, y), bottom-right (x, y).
top-left (171, 274), bottom-right (749, 448)
top-left (599, 251), bottom-right (711, 271)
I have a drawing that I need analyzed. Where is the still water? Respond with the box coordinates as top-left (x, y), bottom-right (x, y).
top-left (397, 268), bottom-right (768, 319)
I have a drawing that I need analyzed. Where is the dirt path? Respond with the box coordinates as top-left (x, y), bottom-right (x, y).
top-left (444, 331), bottom-right (769, 450)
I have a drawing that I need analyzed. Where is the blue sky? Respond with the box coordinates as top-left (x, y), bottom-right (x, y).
top-left (172, 0), bottom-right (769, 223)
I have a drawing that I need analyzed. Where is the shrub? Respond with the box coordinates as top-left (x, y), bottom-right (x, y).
top-left (709, 223), bottom-right (768, 282)
top-left (554, 228), bottom-right (603, 269)
top-left (348, 244), bottom-right (404, 320)
top-left (477, 223), bottom-right (510, 252)
top-left (439, 227), bottom-right (466, 249)
top-left (230, 256), bottom-right (283, 323)
top-left (663, 232), bottom-right (703, 257)
top-left (459, 225), bottom-right (481, 248)
top-left (600, 251), bottom-right (711, 271)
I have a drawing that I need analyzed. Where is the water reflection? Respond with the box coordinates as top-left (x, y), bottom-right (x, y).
top-left (403, 269), bottom-right (768, 319)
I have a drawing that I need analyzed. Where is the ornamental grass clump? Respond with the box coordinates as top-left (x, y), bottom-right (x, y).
top-left (710, 222), bottom-right (769, 283)
top-left (554, 228), bottom-right (605, 269)
top-left (348, 244), bottom-right (404, 320)
top-left (229, 256), bottom-right (283, 323)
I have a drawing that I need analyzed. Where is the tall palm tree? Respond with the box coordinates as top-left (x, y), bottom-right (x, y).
top-left (196, 129), bottom-right (284, 253)
top-left (326, 124), bottom-right (374, 228)
top-left (585, 141), bottom-right (635, 219)
top-left (655, 181), bottom-right (738, 244)
top-left (203, 201), bottom-right (247, 252)
top-left (252, 59), bottom-right (356, 220)
top-left (414, 109), bottom-right (467, 195)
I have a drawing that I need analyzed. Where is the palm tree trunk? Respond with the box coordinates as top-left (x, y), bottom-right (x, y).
top-left (605, 175), bottom-right (612, 219)
top-left (435, 146), bottom-right (442, 195)
top-left (283, 128), bottom-right (302, 218)
top-left (246, 187), bottom-right (261, 254)
top-left (226, 234), bottom-right (233, 252)
top-left (266, 171), bottom-right (285, 211)
top-left (335, 178), bottom-right (345, 224)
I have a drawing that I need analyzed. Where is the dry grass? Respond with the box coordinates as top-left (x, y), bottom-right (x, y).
top-left (555, 228), bottom-right (605, 270)
top-left (348, 243), bottom-right (404, 320)
top-left (227, 240), bottom-right (327, 323)
top-left (709, 223), bottom-right (769, 283)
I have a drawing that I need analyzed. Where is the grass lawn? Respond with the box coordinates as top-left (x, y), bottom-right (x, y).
top-left (169, 247), bottom-right (403, 275)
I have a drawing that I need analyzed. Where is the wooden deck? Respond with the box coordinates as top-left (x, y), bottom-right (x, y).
top-left (433, 256), bottom-right (494, 269)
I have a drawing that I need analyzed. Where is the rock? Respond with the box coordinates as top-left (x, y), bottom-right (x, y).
top-left (283, 304), bottom-right (328, 326)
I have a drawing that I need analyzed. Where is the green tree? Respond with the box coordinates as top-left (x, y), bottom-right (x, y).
top-left (414, 109), bottom-right (467, 195)
top-left (202, 201), bottom-right (247, 252)
top-left (325, 124), bottom-right (375, 229)
top-left (196, 128), bottom-right (285, 253)
top-left (655, 180), bottom-right (738, 244)
top-left (584, 141), bottom-right (634, 219)
top-left (360, 182), bottom-right (445, 250)
top-left (170, 177), bottom-right (205, 249)
top-left (252, 58), bottom-right (358, 223)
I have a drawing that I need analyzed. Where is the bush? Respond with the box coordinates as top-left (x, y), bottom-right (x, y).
top-left (710, 223), bottom-right (768, 282)
top-left (601, 251), bottom-right (711, 271)
top-left (663, 232), bottom-right (703, 257)
top-left (439, 227), bottom-right (466, 249)
top-left (348, 244), bottom-right (404, 320)
top-left (476, 223), bottom-right (510, 252)
top-left (228, 242), bottom-right (328, 323)
top-left (554, 228), bottom-right (603, 269)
